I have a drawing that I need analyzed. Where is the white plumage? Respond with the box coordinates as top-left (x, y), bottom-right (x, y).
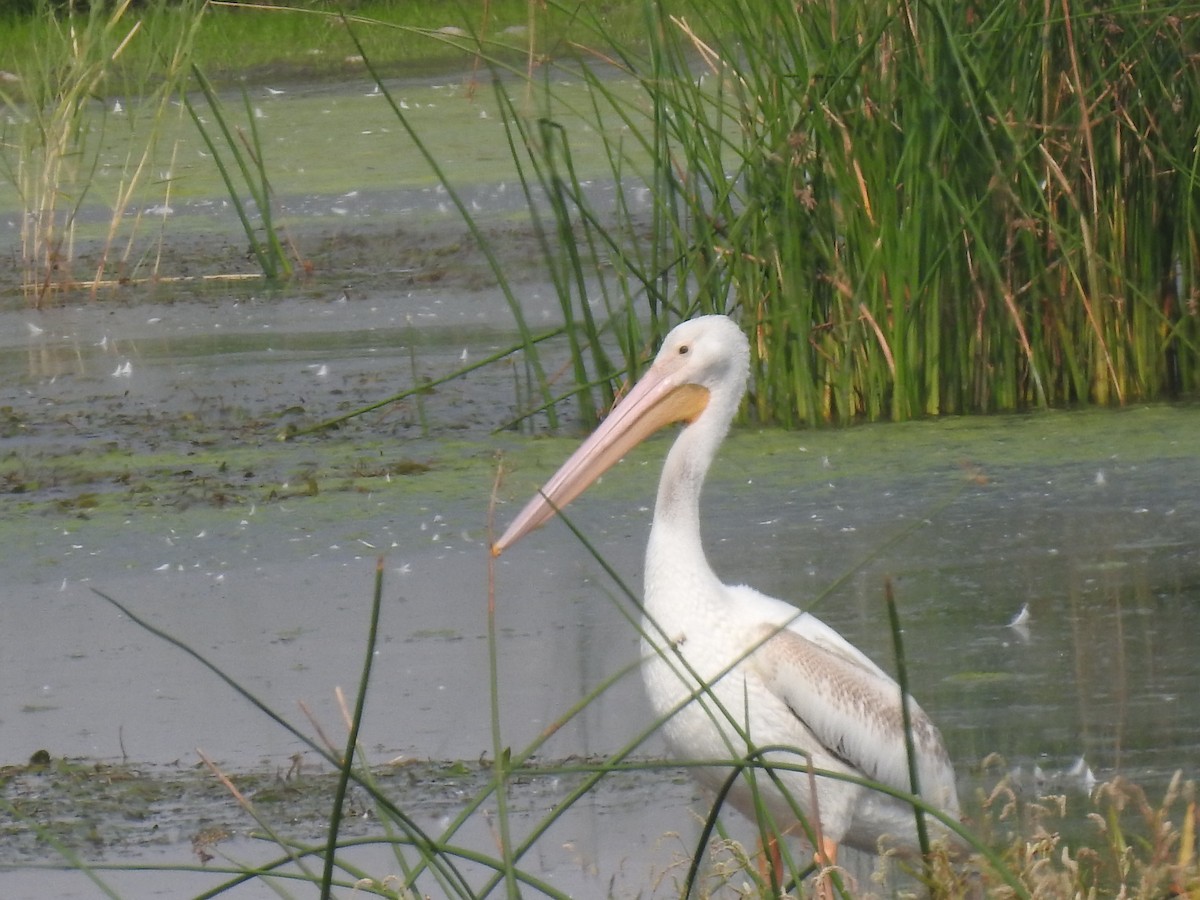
top-left (494, 315), bottom-right (960, 877)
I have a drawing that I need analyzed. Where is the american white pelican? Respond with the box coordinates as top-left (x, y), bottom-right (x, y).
top-left (492, 315), bottom-right (961, 883)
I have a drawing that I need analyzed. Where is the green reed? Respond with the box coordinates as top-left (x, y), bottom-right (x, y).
top-left (184, 64), bottom-right (294, 282)
top-left (460, 0), bottom-right (1200, 427)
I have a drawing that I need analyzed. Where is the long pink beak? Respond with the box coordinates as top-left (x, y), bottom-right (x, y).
top-left (491, 364), bottom-right (709, 556)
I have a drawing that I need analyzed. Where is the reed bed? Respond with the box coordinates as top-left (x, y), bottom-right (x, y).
top-left (313, 0), bottom-right (1200, 430)
top-left (474, 0), bottom-right (1200, 426)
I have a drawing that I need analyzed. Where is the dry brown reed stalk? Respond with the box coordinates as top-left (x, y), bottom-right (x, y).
top-left (3, 0), bottom-right (203, 306)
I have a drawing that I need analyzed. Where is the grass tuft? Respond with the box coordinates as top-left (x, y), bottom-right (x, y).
top-left (0, 0), bottom-right (204, 304)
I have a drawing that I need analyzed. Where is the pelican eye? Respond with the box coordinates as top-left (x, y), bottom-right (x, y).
top-left (678, 344), bottom-right (689, 355)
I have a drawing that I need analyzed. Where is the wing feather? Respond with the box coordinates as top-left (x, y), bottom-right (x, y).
top-left (748, 623), bottom-right (957, 809)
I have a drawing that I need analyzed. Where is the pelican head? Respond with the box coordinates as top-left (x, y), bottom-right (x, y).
top-left (492, 315), bottom-right (749, 556)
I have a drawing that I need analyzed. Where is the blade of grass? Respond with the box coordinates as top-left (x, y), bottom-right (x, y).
top-left (88, 585), bottom-right (473, 897)
top-left (0, 797), bottom-right (123, 899)
top-left (183, 67), bottom-right (277, 279)
top-left (485, 470), bottom-right (519, 900)
top-left (318, 558), bottom-right (386, 899)
top-left (883, 577), bottom-right (932, 861)
top-left (337, 12), bottom-right (558, 429)
top-left (281, 326), bottom-right (565, 440)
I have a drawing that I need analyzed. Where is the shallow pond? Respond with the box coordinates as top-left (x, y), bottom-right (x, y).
top-left (2, 75), bottom-right (1199, 900)
top-left (3, 289), bottom-right (1198, 897)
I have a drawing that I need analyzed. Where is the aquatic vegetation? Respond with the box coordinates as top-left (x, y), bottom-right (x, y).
top-left (308, 0), bottom-right (1200, 430)
top-left (184, 65), bottom-right (296, 283)
top-left (0, 0), bottom-right (205, 304)
top-left (476, 0), bottom-right (1200, 425)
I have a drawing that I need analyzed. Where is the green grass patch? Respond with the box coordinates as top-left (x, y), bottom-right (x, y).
top-left (0, 0), bottom-right (653, 88)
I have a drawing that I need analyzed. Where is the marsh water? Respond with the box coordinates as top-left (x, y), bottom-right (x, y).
top-left (2, 75), bottom-right (1199, 898)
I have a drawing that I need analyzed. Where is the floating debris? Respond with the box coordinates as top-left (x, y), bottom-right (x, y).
top-left (1007, 602), bottom-right (1031, 642)
top-left (1065, 756), bottom-right (1097, 793)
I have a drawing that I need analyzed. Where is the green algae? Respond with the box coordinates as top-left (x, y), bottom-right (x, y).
top-left (0, 750), bottom-right (675, 869)
top-left (6, 403), bottom-right (1196, 537)
top-left (0, 436), bottom-right (477, 520)
top-left (492, 403), bottom-right (1200, 508)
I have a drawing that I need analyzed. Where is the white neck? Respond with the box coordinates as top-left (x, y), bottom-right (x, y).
top-left (643, 397), bottom-right (733, 616)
